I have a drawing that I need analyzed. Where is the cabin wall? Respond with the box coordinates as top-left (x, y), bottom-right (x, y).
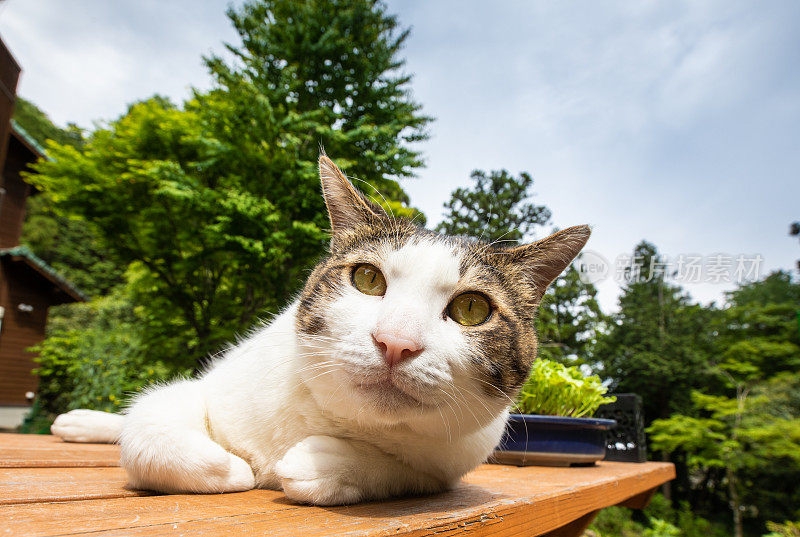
top-left (0, 137), bottom-right (32, 248)
top-left (0, 259), bottom-right (49, 406)
top-left (0, 36), bottom-right (20, 175)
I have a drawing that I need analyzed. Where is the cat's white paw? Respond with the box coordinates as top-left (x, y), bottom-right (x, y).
top-left (211, 452), bottom-right (257, 493)
top-left (275, 435), bottom-right (362, 505)
top-left (189, 448), bottom-right (256, 493)
top-left (121, 430), bottom-right (256, 494)
top-left (51, 409), bottom-right (123, 443)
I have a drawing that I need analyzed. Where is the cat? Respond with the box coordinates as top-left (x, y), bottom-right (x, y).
top-left (51, 154), bottom-right (590, 506)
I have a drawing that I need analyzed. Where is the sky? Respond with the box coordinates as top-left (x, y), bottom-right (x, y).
top-left (1, 0), bottom-right (798, 311)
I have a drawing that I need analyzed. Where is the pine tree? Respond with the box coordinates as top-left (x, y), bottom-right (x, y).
top-left (205, 0), bottom-right (431, 220)
top-left (595, 241), bottom-right (715, 423)
top-left (648, 272), bottom-right (800, 537)
top-left (435, 169), bottom-right (551, 243)
top-left (536, 264), bottom-right (604, 364)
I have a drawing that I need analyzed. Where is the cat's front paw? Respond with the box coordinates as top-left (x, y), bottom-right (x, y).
top-left (275, 436), bottom-right (362, 505)
top-left (51, 409), bottom-right (123, 443)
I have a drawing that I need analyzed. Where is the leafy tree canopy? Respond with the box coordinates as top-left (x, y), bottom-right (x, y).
top-left (12, 97), bottom-right (84, 149)
top-left (646, 271), bottom-right (800, 536)
top-left (536, 264), bottom-right (604, 364)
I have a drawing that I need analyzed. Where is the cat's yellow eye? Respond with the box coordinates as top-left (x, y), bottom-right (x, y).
top-left (448, 293), bottom-right (491, 326)
top-left (352, 264), bottom-right (387, 296)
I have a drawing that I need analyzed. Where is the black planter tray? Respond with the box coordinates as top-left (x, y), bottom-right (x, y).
top-left (490, 413), bottom-right (617, 467)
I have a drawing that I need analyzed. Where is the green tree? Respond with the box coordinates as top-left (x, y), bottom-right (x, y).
top-left (594, 241), bottom-right (716, 510)
top-left (536, 263), bottom-right (604, 364)
top-left (647, 272), bottom-right (800, 537)
top-left (596, 241), bottom-right (715, 423)
top-left (12, 98), bottom-right (121, 295)
top-left (29, 98), bottom-right (319, 367)
top-left (648, 378), bottom-right (800, 537)
top-left (28, 0), bottom-right (430, 368)
top-left (207, 0), bottom-right (431, 220)
top-left (30, 291), bottom-right (175, 418)
top-left (12, 97), bottom-right (83, 149)
top-left (21, 195), bottom-right (125, 296)
top-left (435, 169), bottom-right (551, 243)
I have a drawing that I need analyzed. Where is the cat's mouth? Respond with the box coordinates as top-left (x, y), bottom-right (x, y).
top-left (355, 377), bottom-right (430, 410)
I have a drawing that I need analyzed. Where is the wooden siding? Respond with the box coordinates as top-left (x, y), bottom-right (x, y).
top-left (0, 136), bottom-right (33, 248)
top-left (0, 35), bottom-right (20, 174)
top-left (0, 259), bottom-right (49, 405)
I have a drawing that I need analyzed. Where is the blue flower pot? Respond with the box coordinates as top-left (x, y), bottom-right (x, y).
top-left (490, 414), bottom-right (617, 467)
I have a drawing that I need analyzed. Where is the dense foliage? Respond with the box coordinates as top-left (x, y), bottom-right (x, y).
top-left (30, 292), bottom-right (175, 416)
top-left (597, 254), bottom-right (800, 536)
top-left (12, 97), bottom-right (84, 149)
top-left (14, 100), bottom-right (122, 296)
top-left (595, 242), bottom-right (716, 423)
top-left (536, 263), bottom-right (605, 364)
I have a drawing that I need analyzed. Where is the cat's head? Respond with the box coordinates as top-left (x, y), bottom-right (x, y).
top-left (295, 155), bottom-right (590, 434)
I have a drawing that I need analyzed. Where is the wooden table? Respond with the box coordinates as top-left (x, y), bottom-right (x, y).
top-left (0, 433), bottom-right (674, 536)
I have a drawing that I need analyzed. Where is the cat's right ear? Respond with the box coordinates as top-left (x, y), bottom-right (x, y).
top-left (319, 155), bottom-right (386, 232)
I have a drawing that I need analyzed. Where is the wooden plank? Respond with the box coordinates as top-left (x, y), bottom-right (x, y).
top-left (0, 434), bottom-right (119, 468)
top-left (0, 461), bottom-right (675, 537)
top-left (618, 486), bottom-right (658, 509)
top-left (0, 467), bottom-right (152, 505)
top-left (540, 511), bottom-right (599, 537)
top-left (0, 433), bottom-right (65, 447)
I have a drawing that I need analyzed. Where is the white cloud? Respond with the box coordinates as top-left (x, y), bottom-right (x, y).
top-left (0, 0), bottom-right (238, 127)
top-left (1, 0), bottom-right (798, 312)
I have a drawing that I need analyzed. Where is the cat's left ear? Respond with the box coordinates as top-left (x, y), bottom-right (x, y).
top-left (319, 155), bottom-right (387, 233)
top-left (509, 225), bottom-right (591, 302)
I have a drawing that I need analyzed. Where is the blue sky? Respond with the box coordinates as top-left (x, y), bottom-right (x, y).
top-left (1, 0), bottom-right (798, 311)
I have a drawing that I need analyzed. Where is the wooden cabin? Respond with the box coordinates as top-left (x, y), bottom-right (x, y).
top-left (0, 36), bottom-right (84, 427)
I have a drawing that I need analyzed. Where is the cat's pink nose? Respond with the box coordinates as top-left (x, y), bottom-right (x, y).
top-left (372, 331), bottom-right (423, 368)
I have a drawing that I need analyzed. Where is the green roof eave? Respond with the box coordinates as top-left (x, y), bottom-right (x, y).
top-left (9, 120), bottom-right (51, 160)
top-left (0, 245), bottom-right (87, 302)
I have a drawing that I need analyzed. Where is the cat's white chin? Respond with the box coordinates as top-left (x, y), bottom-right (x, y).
top-left (355, 378), bottom-right (431, 412)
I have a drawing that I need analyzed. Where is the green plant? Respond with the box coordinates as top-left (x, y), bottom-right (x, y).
top-left (589, 493), bottom-right (729, 537)
top-left (642, 519), bottom-right (681, 537)
top-left (31, 293), bottom-right (180, 418)
top-left (764, 521), bottom-right (800, 537)
top-left (514, 359), bottom-right (615, 417)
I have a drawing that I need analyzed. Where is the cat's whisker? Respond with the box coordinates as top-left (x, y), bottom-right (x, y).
top-left (295, 362), bottom-right (338, 374)
top-left (435, 406), bottom-right (452, 444)
top-left (321, 376), bottom-right (348, 409)
top-left (469, 376), bottom-right (519, 411)
top-left (446, 382), bottom-right (486, 428)
top-left (350, 177), bottom-right (400, 232)
top-left (301, 369), bottom-right (339, 384)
